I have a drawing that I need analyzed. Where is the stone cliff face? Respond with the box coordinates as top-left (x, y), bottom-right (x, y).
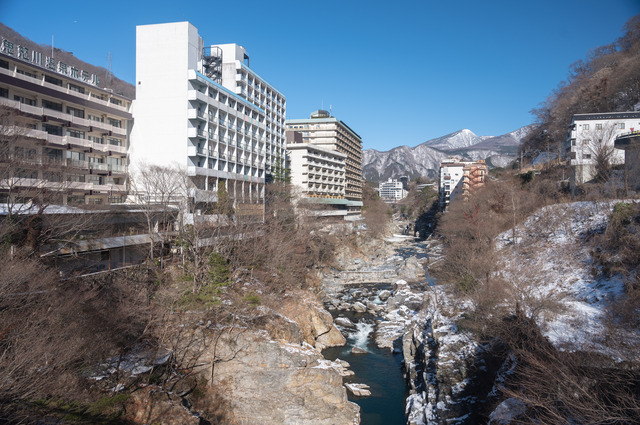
top-left (207, 332), bottom-right (359, 425)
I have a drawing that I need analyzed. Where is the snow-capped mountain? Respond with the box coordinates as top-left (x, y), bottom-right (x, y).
top-left (362, 126), bottom-right (533, 181)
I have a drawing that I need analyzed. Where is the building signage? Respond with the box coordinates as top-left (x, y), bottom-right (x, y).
top-left (1, 38), bottom-right (99, 86)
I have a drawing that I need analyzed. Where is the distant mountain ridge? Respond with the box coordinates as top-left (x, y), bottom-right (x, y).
top-left (363, 126), bottom-right (533, 181)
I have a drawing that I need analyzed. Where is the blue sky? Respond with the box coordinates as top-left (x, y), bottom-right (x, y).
top-left (1, 0), bottom-right (638, 151)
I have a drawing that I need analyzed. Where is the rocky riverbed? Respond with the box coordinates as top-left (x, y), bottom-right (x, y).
top-left (322, 234), bottom-right (508, 425)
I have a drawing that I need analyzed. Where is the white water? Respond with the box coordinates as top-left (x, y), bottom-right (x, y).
top-left (349, 321), bottom-right (374, 350)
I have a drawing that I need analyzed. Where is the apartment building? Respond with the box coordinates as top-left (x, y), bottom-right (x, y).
top-left (0, 38), bottom-right (131, 205)
top-left (438, 159), bottom-right (487, 210)
top-left (378, 178), bottom-right (408, 202)
top-left (566, 112), bottom-right (640, 191)
top-left (286, 130), bottom-right (349, 218)
top-left (214, 44), bottom-right (287, 178)
top-left (132, 22), bottom-right (285, 218)
top-left (286, 110), bottom-right (363, 215)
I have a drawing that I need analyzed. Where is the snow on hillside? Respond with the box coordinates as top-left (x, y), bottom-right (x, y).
top-left (362, 125), bottom-right (532, 181)
top-left (496, 200), bottom-right (640, 358)
top-left (422, 129), bottom-right (483, 150)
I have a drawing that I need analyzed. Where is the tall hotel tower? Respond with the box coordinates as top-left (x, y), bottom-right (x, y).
top-left (131, 22), bottom-right (286, 216)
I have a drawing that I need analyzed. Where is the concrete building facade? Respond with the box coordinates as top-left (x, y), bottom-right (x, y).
top-left (614, 130), bottom-right (640, 192)
top-left (132, 22), bottom-right (286, 217)
top-left (438, 159), bottom-right (487, 210)
top-left (378, 178), bottom-right (408, 202)
top-left (0, 38), bottom-right (131, 205)
top-left (566, 112), bottom-right (640, 190)
top-left (286, 110), bottom-right (363, 215)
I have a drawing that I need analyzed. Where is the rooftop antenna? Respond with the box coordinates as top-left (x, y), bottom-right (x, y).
top-left (107, 51), bottom-right (112, 83)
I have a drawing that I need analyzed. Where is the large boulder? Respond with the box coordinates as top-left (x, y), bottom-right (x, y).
top-left (206, 332), bottom-right (360, 425)
top-left (278, 295), bottom-right (346, 350)
top-left (352, 302), bottom-right (367, 313)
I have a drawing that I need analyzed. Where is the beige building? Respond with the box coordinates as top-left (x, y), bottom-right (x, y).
top-left (286, 110), bottom-right (363, 216)
top-left (0, 39), bottom-right (131, 205)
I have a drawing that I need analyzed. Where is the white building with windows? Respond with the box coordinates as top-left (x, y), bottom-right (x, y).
top-left (566, 112), bottom-right (640, 190)
top-left (286, 110), bottom-right (363, 216)
top-left (378, 178), bottom-right (407, 202)
top-left (286, 130), bottom-right (349, 218)
top-left (438, 159), bottom-right (487, 210)
top-left (0, 38), bottom-right (131, 205)
top-left (131, 22), bottom-right (286, 217)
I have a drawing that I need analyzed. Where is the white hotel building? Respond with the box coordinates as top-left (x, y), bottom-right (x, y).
top-left (566, 112), bottom-right (640, 191)
top-left (0, 38), bottom-right (131, 205)
top-left (378, 178), bottom-right (407, 202)
top-left (131, 22), bottom-right (286, 215)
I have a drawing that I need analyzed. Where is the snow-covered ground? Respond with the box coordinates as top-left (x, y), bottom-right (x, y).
top-left (496, 200), bottom-right (640, 357)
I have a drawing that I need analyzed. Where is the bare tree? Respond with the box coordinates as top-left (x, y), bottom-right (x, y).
top-left (588, 123), bottom-right (619, 183)
top-left (129, 163), bottom-right (187, 260)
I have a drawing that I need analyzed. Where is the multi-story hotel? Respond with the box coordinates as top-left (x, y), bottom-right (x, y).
top-left (0, 38), bottom-right (131, 205)
top-left (131, 22), bottom-right (286, 217)
top-left (378, 178), bottom-right (408, 202)
top-left (286, 110), bottom-right (363, 215)
top-left (286, 130), bottom-right (350, 218)
top-left (438, 159), bottom-right (487, 210)
top-left (566, 112), bottom-right (640, 191)
top-left (214, 44), bottom-right (287, 178)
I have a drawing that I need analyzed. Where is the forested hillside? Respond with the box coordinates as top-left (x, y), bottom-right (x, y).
top-left (521, 15), bottom-right (640, 158)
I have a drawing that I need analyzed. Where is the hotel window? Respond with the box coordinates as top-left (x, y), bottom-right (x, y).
top-left (596, 123), bottom-right (603, 130)
top-left (0, 59), bottom-right (8, 69)
top-left (107, 137), bottom-right (122, 146)
top-left (67, 174), bottom-right (86, 183)
top-left (88, 136), bottom-right (104, 144)
top-left (0, 87), bottom-right (7, 98)
top-left (583, 124), bottom-right (590, 130)
top-left (44, 75), bottom-right (63, 86)
top-left (14, 95), bottom-right (35, 106)
top-left (90, 92), bottom-right (105, 100)
top-left (68, 83), bottom-right (85, 94)
top-left (67, 106), bottom-right (85, 118)
top-left (88, 175), bottom-right (104, 185)
top-left (109, 98), bottom-right (122, 106)
top-left (618, 123), bottom-right (625, 129)
top-left (66, 151), bottom-right (86, 161)
top-left (16, 68), bottom-right (37, 78)
top-left (42, 99), bottom-right (62, 111)
top-left (43, 123), bottom-right (63, 136)
top-left (88, 114), bottom-right (103, 122)
top-left (68, 129), bottom-right (85, 139)
top-left (108, 118), bottom-right (122, 128)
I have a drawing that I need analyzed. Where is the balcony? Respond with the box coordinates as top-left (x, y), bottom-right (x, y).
top-left (187, 90), bottom-right (208, 104)
top-left (188, 109), bottom-right (207, 121)
top-left (108, 144), bottom-right (127, 155)
top-left (108, 164), bottom-right (127, 174)
top-left (67, 159), bottom-right (89, 169)
top-left (187, 127), bottom-right (206, 138)
top-left (89, 162), bottom-right (109, 172)
top-left (65, 135), bottom-right (92, 149)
